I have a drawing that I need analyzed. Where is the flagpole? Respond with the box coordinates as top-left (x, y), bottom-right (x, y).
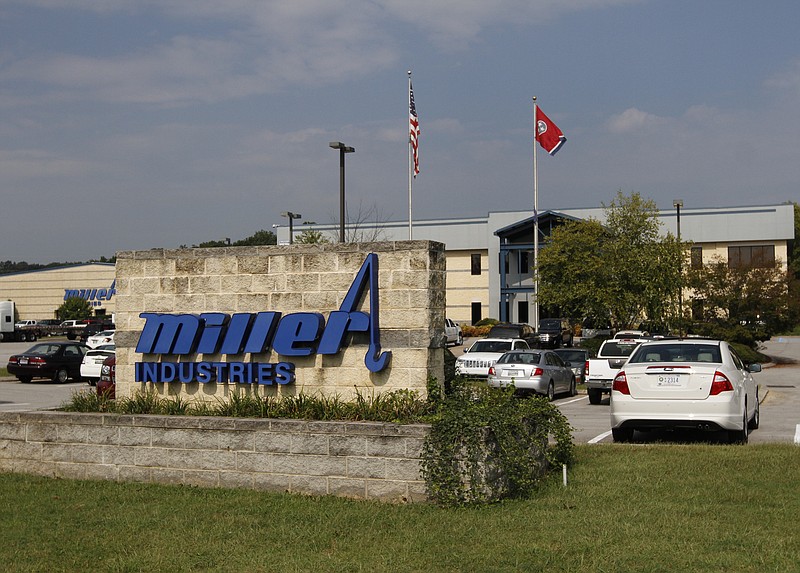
top-left (408, 70), bottom-right (413, 240)
top-left (532, 97), bottom-right (540, 333)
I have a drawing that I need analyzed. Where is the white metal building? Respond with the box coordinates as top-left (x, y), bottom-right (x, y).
top-left (275, 203), bottom-right (795, 325)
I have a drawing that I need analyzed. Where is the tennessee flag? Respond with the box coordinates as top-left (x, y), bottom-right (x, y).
top-left (535, 107), bottom-right (566, 156)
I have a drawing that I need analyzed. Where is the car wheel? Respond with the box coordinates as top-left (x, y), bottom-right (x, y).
top-left (728, 409), bottom-right (749, 444)
top-left (569, 376), bottom-right (577, 397)
top-left (18, 376), bottom-right (32, 384)
top-left (546, 382), bottom-right (555, 402)
top-left (612, 427), bottom-right (634, 443)
top-left (52, 368), bottom-right (69, 383)
top-left (747, 394), bottom-right (760, 430)
top-left (588, 388), bottom-right (602, 405)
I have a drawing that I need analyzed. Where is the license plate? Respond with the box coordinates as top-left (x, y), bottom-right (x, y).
top-left (658, 375), bottom-right (680, 386)
top-left (504, 369), bottom-right (521, 377)
top-left (20, 357), bottom-right (28, 365)
top-left (94, 357), bottom-right (106, 364)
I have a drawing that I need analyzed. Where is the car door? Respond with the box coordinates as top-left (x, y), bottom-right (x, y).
top-left (729, 347), bottom-right (757, 420)
top-left (63, 344), bottom-right (86, 378)
top-left (546, 352), bottom-right (568, 393)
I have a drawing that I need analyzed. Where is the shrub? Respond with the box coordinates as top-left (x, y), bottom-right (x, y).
top-left (421, 384), bottom-right (574, 506)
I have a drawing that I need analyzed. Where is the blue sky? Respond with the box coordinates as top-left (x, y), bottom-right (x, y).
top-left (2, 0), bottom-right (799, 263)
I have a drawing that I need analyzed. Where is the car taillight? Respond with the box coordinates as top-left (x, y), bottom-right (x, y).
top-left (612, 371), bottom-right (630, 394)
top-left (488, 366), bottom-right (495, 376)
top-left (710, 371), bottom-right (734, 395)
top-left (8, 356), bottom-right (18, 364)
top-left (29, 357), bottom-right (46, 364)
top-left (533, 367), bottom-right (543, 376)
top-left (584, 360), bottom-right (589, 374)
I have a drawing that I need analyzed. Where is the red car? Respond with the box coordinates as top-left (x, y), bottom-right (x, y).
top-left (97, 355), bottom-right (116, 398)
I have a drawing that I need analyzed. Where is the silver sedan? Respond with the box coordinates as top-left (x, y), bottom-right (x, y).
top-left (487, 349), bottom-right (577, 400)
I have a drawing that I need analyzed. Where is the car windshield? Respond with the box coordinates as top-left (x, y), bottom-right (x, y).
top-left (629, 343), bottom-right (722, 364)
top-left (469, 340), bottom-right (512, 353)
top-left (497, 352), bottom-right (541, 364)
top-left (555, 350), bottom-right (586, 362)
top-left (600, 341), bottom-right (641, 357)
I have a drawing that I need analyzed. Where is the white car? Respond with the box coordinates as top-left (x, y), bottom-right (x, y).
top-left (487, 349), bottom-right (576, 400)
top-left (86, 330), bottom-right (115, 349)
top-left (80, 344), bottom-right (116, 386)
top-left (610, 339), bottom-right (761, 443)
top-left (444, 318), bottom-right (463, 346)
top-left (455, 338), bottom-right (530, 378)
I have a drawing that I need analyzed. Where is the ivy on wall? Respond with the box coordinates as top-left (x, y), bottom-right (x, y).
top-left (421, 382), bottom-right (574, 506)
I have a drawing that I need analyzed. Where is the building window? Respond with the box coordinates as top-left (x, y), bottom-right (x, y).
top-left (500, 252), bottom-right (509, 274)
top-left (728, 245), bottom-right (775, 269)
top-left (471, 253), bottom-right (482, 275)
top-left (519, 251), bottom-right (529, 274)
top-left (690, 246), bottom-right (703, 269)
top-left (517, 300), bottom-right (529, 323)
top-left (692, 299), bottom-right (705, 321)
top-left (471, 302), bottom-right (482, 325)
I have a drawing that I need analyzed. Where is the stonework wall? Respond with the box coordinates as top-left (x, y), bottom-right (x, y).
top-left (0, 412), bottom-right (428, 502)
top-left (113, 241), bottom-right (446, 402)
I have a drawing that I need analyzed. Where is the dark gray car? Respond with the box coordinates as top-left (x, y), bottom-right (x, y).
top-left (554, 348), bottom-right (590, 385)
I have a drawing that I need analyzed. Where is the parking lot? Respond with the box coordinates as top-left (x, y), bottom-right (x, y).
top-left (2, 337), bottom-right (799, 444)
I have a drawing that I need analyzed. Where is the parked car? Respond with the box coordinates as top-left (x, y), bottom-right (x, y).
top-left (581, 317), bottom-right (613, 339)
top-left (97, 355), bottom-right (116, 398)
top-left (85, 330), bottom-right (115, 349)
top-left (444, 318), bottom-right (463, 346)
top-left (455, 338), bottom-right (530, 378)
top-left (15, 320), bottom-right (37, 328)
top-left (487, 349), bottom-right (576, 400)
top-left (6, 341), bottom-right (87, 383)
top-left (536, 318), bottom-right (573, 348)
top-left (79, 321), bottom-right (115, 343)
top-left (610, 339), bottom-right (761, 443)
top-left (487, 323), bottom-right (537, 346)
top-left (80, 344), bottom-right (116, 386)
top-left (553, 348), bottom-right (591, 385)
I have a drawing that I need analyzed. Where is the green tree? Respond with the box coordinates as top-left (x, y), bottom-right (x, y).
top-left (538, 191), bottom-right (682, 330)
top-left (294, 229), bottom-right (329, 244)
top-left (687, 256), bottom-right (791, 339)
top-left (234, 229), bottom-right (277, 246)
top-left (58, 297), bottom-right (93, 321)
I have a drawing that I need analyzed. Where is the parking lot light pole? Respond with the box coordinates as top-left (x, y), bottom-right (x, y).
top-left (673, 199), bottom-right (684, 336)
top-left (281, 211), bottom-right (302, 244)
top-left (329, 141), bottom-right (355, 243)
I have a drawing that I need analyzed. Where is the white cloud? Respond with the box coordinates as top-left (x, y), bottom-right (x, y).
top-left (606, 107), bottom-right (668, 133)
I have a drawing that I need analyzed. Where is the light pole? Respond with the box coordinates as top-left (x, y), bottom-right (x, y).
top-left (673, 199), bottom-right (684, 336)
top-left (329, 141), bottom-right (355, 243)
top-left (281, 211), bottom-right (301, 244)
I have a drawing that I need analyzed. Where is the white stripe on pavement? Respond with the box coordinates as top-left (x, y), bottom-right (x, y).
top-left (589, 430), bottom-right (612, 444)
top-left (559, 396), bottom-right (587, 405)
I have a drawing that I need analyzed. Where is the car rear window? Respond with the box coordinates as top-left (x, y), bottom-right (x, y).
top-left (555, 350), bottom-right (587, 362)
top-left (600, 341), bottom-right (641, 357)
top-left (497, 352), bottom-right (541, 364)
top-left (629, 344), bottom-right (722, 364)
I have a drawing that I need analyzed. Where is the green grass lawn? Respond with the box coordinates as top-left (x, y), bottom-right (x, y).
top-left (1, 444), bottom-right (798, 572)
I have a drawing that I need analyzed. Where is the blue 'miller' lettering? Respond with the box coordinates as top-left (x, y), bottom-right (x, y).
top-left (135, 253), bottom-right (392, 373)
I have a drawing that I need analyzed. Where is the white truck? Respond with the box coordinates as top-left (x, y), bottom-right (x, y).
top-left (0, 301), bottom-right (42, 342)
top-left (585, 337), bottom-right (648, 404)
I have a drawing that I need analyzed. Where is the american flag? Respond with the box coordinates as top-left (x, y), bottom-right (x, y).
top-left (409, 82), bottom-right (420, 177)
